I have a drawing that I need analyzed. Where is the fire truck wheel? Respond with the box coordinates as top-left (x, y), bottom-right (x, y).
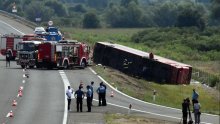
top-left (29, 66), bottom-right (34, 69)
top-left (63, 61), bottom-right (69, 69)
top-left (81, 60), bottom-right (86, 69)
top-left (21, 65), bottom-right (25, 68)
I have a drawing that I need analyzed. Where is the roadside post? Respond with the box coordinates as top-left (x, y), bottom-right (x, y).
top-left (153, 90), bottom-right (157, 102)
top-left (128, 103), bottom-right (132, 114)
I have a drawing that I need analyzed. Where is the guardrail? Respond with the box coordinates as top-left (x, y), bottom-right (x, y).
top-left (0, 10), bottom-right (37, 29)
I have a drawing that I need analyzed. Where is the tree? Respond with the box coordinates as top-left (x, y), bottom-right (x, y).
top-left (176, 3), bottom-right (207, 30)
top-left (86, 0), bottom-right (108, 9)
top-left (82, 12), bottom-right (100, 28)
top-left (152, 3), bottom-right (178, 27)
top-left (211, 0), bottom-right (220, 24)
top-left (45, 1), bottom-right (67, 17)
top-left (106, 1), bottom-right (143, 27)
top-left (24, 2), bottom-right (54, 22)
top-left (120, 0), bottom-right (138, 8)
top-left (69, 4), bottom-right (87, 13)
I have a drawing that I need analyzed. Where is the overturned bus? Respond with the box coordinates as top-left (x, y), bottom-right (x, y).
top-left (93, 42), bottom-right (192, 84)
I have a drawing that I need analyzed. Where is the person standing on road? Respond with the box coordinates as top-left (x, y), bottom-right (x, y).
top-left (74, 86), bottom-right (85, 112)
top-left (66, 86), bottom-right (74, 111)
top-left (96, 82), bottom-right (107, 106)
top-left (5, 50), bottom-right (11, 67)
top-left (194, 100), bottom-right (201, 124)
top-left (90, 81), bottom-right (94, 106)
top-left (192, 89), bottom-right (199, 111)
top-left (182, 99), bottom-right (190, 124)
top-left (86, 85), bottom-right (92, 112)
top-left (101, 82), bottom-right (107, 106)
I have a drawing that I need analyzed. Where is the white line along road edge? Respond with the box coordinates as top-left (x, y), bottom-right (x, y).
top-left (0, 20), bottom-right (25, 35)
top-left (59, 70), bottom-right (70, 124)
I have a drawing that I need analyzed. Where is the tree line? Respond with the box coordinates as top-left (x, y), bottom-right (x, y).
top-left (0, 0), bottom-right (219, 29)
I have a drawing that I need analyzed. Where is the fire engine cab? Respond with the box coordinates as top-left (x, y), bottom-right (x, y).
top-left (16, 40), bottom-right (42, 68)
top-left (37, 40), bottom-right (90, 69)
top-left (0, 34), bottom-right (23, 59)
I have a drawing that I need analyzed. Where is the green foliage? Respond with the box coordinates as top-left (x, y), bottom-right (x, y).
top-left (68, 4), bottom-right (87, 13)
top-left (120, 0), bottom-right (138, 7)
top-left (176, 3), bottom-right (207, 30)
top-left (0, 0), bottom-right (218, 27)
top-left (152, 2), bottom-right (178, 27)
top-left (106, 1), bottom-right (144, 27)
top-left (24, 2), bottom-right (54, 22)
top-left (83, 12), bottom-right (100, 28)
top-left (87, 0), bottom-right (108, 9)
top-left (131, 27), bottom-right (220, 62)
top-left (45, 1), bottom-right (67, 17)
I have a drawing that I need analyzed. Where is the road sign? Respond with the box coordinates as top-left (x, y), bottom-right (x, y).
top-left (35, 18), bottom-right (41, 22)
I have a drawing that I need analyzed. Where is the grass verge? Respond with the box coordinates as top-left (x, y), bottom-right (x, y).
top-left (105, 113), bottom-right (176, 124)
top-left (92, 65), bottom-right (220, 115)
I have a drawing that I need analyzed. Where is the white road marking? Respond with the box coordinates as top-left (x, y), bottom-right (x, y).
top-left (89, 67), bottom-right (216, 124)
top-left (0, 20), bottom-right (25, 35)
top-left (59, 70), bottom-right (71, 124)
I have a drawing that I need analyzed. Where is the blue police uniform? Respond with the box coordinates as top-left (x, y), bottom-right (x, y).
top-left (74, 87), bottom-right (84, 112)
top-left (86, 86), bottom-right (92, 112)
top-left (97, 82), bottom-right (107, 106)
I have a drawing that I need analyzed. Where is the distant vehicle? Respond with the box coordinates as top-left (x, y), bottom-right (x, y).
top-left (93, 42), bottom-right (192, 84)
top-left (0, 34), bottom-right (23, 59)
top-left (37, 40), bottom-right (90, 69)
top-left (16, 40), bottom-right (42, 68)
top-left (34, 27), bottom-right (46, 35)
top-left (43, 26), bottom-right (62, 41)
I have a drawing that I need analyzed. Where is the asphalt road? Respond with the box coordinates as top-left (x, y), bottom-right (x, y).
top-left (0, 14), bottom-right (219, 124)
top-left (0, 15), bottom-right (64, 124)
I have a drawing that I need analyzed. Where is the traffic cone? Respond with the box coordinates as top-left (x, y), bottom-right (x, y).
top-left (6, 110), bottom-right (14, 117)
top-left (12, 100), bottom-right (17, 106)
top-left (19, 86), bottom-right (23, 92)
top-left (17, 91), bottom-right (22, 97)
top-left (110, 90), bottom-right (114, 97)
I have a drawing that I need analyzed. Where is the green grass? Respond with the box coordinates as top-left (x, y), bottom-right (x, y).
top-left (93, 66), bottom-right (220, 115)
top-left (61, 28), bottom-right (144, 45)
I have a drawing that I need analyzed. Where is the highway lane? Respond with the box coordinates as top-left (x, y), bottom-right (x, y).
top-left (0, 14), bottom-right (33, 35)
top-left (0, 15), bottom-right (64, 124)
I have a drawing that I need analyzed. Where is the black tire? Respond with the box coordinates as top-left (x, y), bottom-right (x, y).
top-left (29, 66), bottom-right (34, 69)
top-left (21, 65), bottom-right (25, 68)
top-left (63, 61), bottom-right (69, 69)
top-left (81, 60), bottom-right (86, 69)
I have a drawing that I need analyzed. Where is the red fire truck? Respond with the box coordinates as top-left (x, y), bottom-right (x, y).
top-left (0, 34), bottom-right (23, 59)
top-left (37, 40), bottom-right (90, 69)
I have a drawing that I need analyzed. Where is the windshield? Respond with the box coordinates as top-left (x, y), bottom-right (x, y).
top-left (17, 43), bottom-right (36, 51)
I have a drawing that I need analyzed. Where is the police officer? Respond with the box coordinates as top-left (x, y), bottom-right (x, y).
top-left (90, 81), bottom-right (94, 106)
top-left (66, 86), bottom-right (73, 111)
top-left (74, 86), bottom-right (85, 112)
top-left (96, 82), bottom-right (107, 106)
top-left (86, 85), bottom-right (92, 112)
top-left (182, 99), bottom-right (190, 124)
top-left (6, 50), bottom-right (11, 67)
